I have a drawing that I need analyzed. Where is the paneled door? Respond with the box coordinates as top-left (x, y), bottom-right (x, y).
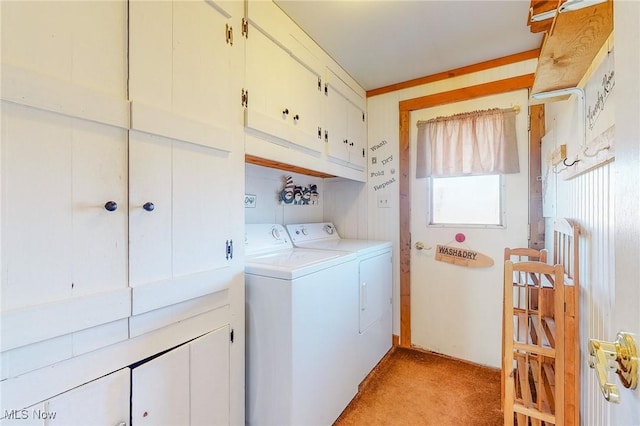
top-left (409, 90), bottom-right (530, 368)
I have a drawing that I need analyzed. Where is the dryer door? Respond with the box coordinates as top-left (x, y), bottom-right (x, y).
top-left (359, 251), bottom-right (392, 333)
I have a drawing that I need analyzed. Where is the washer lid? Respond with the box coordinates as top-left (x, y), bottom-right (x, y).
top-left (245, 248), bottom-right (356, 280)
top-left (294, 239), bottom-right (392, 256)
top-left (286, 222), bottom-right (392, 255)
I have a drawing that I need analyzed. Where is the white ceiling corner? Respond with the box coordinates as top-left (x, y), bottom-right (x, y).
top-left (274, 0), bottom-right (543, 91)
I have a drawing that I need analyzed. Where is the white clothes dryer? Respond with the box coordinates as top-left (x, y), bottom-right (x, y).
top-left (286, 222), bottom-right (393, 384)
top-left (244, 224), bottom-right (359, 426)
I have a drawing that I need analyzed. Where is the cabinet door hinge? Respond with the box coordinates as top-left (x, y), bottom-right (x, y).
top-left (225, 24), bottom-right (233, 46)
top-left (318, 126), bottom-right (322, 139)
top-left (324, 83), bottom-right (328, 96)
top-left (362, 112), bottom-right (365, 122)
top-left (226, 239), bottom-right (234, 260)
top-left (324, 130), bottom-right (329, 143)
top-left (230, 329), bottom-right (234, 343)
top-left (362, 148), bottom-right (365, 158)
top-left (242, 18), bottom-right (249, 38)
top-left (241, 89), bottom-right (248, 108)
top-left (318, 77), bottom-right (322, 91)
top-left (527, 223), bottom-right (531, 240)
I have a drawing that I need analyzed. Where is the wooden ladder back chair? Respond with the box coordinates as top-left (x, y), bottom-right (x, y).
top-left (553, 218), bottom-right (580, 426)
top-left (503, 260), bottom-right (565, 426)
top-left (502, 248), bottom-right (548, 408)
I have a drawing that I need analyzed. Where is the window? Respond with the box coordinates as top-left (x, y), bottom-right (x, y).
top-left (430, 174), bottom-right (503, 226)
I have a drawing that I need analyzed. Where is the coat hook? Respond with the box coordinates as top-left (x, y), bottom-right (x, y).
top-left (563, 158), bottom-right (580, 167)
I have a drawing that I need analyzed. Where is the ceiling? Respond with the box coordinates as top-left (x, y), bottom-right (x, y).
top-left (274, 1), bottom-right (544, 91)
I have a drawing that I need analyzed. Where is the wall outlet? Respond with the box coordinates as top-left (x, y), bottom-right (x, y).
top-left (377, 194), bottom-right (391, 208)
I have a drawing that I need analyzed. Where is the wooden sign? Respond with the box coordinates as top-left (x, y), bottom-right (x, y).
top-left (435, 244), bottom-right (494, 268)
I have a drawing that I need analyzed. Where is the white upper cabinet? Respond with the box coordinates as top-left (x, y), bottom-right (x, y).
top-left (0, 0), bottom-right (130, 351)
top-left (128, 0), bottom-right (244, 315)
top-left (244, 1), bottom-right (368, 180)
top-left (129, 0), bottom-right (241, 152)
top-left (325, 69), bottom-right (367, 170)
top-left (245, 22), bottom-right (324, 153)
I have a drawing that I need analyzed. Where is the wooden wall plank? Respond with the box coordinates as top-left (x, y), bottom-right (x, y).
top-left (529, 104), bottom-right (545, 250)
top-left (399, 109), bottom-right (411, 348)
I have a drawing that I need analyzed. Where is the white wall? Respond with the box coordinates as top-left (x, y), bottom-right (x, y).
top-left (322, 178), bottom-right (368, 239)
top-left (366, 59), bottom-right (537, 338)
top-left (245, 164), bottom-right (324, 225)
top-left (244, 164), bottom-right (368, 237)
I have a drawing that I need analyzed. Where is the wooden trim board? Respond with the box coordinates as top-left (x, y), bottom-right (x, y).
top-left (367, 49), bottom-right (539, 98)
top-left (245, 154), bottom-right (336, 179)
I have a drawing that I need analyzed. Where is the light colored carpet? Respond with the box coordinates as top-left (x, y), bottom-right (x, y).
top-left (334, 347), bottom-right (503, 426)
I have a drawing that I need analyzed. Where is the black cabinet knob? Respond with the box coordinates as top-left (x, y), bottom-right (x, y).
top-left (104, 201), bottom-right (118, 212)
top-left (282, 108), bottom-right (289, 115)
top-left (293, 114), bottom-right (299, 121)
top-left (349, 142), bottom-right (354, 146)
top-left (343, 139), bottom-right (348, 144)
top-left (143, 202), bottom-right (155, 212)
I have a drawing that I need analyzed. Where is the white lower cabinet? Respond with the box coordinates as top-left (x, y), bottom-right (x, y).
top-left (46, 369), bottom-right (130, 426)
top-left (0, 369), bottom-right (130, 426)
top-left (132, 327), bottom-right (230, 426)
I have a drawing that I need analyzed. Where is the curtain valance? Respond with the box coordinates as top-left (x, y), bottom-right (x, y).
top-left (416, 107), bottom-right (519, 177)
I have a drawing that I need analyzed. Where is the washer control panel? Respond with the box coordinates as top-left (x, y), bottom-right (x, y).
top-left (286, 222), bottom-right (341, 244)
top-left (245, 224), bottom-right (292, 255)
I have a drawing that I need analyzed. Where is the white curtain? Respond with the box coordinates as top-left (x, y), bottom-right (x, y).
top-left (416, 107), bottom-right (519, 177)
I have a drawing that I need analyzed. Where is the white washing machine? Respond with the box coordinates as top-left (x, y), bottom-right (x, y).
top-left (286, 222), bottom-right (393, 384)
top-left (244, 224), bottom-right (360, 426)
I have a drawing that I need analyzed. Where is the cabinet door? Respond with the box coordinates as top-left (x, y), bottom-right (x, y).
top-left (132, 344), bottom-right (190, 426)
top-left (190, 326), bottom-right (230, 425)
top-left (325, 83), bottom-right (349, 163)
top-left (129, 0), bottom-right (240, 153)
top-left (1, 103), bottom-right (128, 311)
top-left (245, 24), bottom-right (292, 143)
top-left (46, 368), bottom-right (130, 426)
top-left (347, 102), bottom-right (367, 169)
top-left (1, 0), bottom-right (128, 320)
top-left (129, 132), bottom-right (233, 314)
top-left (245, 23), bottom-right (325, 154)
top-left (288, 42), bottom-right (324, 153)
top-left (131, 328), bottom-right (230, 426)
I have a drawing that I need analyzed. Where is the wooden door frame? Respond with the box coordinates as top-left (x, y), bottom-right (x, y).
top-left (397, 74), bottom-right (536, 347)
